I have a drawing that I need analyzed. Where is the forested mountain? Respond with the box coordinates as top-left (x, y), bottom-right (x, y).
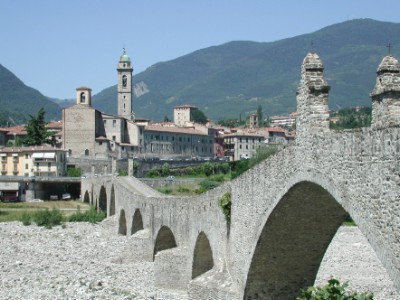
top-left (0, 64), bottom-right (61, 124)
top-left (92, 18), bottom-right (400, 121)
top-left (1, 19), bottom-right (400, 124)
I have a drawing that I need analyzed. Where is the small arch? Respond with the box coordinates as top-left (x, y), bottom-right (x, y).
top-left (98, 186), bottom-right (107, 212)
top-left (80, 92), bottom-right (85, 103)
top-left (131, 209), bottom-right (144, 235)
top-left (122, 75), bottom-right (127, 87)
top-left (109, 185), bottom-right (115, 216)
top-left (153, 226), bottom-right (177, 260)
top-left (84, 149), bottom-right (89, 156)
top-left (118, 209), bottom-right (127, 235)
top-left (83, 191), bottom-right (90, 203)
top-left (192, 232), bottom-right (214, 279)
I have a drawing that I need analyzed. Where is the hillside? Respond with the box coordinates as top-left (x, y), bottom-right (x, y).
top-left (0, 64), bottom-right (61, 124)
top-left (92, 18), bottom-right (400, 121)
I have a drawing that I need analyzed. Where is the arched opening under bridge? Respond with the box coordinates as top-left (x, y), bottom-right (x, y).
top-left (131, 209), bottom-right (144, 235)
top-left (98, 186), bottom-right (107, 212)
top-left (244, 181), bottom-right (348, 300)
top-left (83, 191), bottom-right (89, 203)
top-left (153, 226), bottom-right (177, 261)
top-left (110, 185), bottom-right (115, 216)
top-left (118, 209), bottom-right (127, 235)
top-left (192, 231), bottom-right (214, 279)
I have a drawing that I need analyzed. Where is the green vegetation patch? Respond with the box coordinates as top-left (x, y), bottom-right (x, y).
top-left (219, 192), bottom-right (231, 223)
top-left (297, 278), bottom-right (373, 300)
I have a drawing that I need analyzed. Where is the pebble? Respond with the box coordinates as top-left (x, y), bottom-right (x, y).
top-left (0, 221), bottom-right (398, 299)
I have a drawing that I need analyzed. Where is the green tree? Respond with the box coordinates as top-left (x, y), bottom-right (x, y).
top-left (67, 167), bottom-right (81, 177)
top-left (257, 105), bottom-right (263, 127)
top-left (191, 109), bottom-right (207, 124)
top-left (24, 108), bottom-right (54, 146)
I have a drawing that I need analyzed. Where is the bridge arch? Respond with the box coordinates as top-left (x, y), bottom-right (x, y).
top-left (118, 209), bottom-right (127, 235)
top-left (153, 226), bottom-right (177, 261)
top-left (83, 190), bottom-right (90, 203)
top-left (99, 186), bottom-right (107, 212)
top-left (192, 231), bottom-right (214, 279)
top-left (110, 185), bottom-right (115, 216)
top-left (131, 209), bottom-right (144, 235)
top-left (244, 180), bottom-right (348, 299)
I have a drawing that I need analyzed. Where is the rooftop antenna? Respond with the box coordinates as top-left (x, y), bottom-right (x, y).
top-left (310, 40), bottom-right (315, 53)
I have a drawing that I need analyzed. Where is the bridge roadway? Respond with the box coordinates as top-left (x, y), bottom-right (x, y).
top-left (81, 52), bottom-right (400, 299)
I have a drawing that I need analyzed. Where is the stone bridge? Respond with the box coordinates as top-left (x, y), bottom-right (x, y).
top-left (81, 52), bottom-right (400, 299)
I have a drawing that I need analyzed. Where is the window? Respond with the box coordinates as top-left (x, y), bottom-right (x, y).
top-left (25, 164), bottom-right (28, 170)
top-left (80, 92), bottom-right (85, 103)
top-left (113, 120), bottom-right (116, 127)
top-left (85, 149), bottom-right (89, 156)
top-left (104, 120), bottom-right (107, 125)
top-left (25, 154), bottom-right (29, 159)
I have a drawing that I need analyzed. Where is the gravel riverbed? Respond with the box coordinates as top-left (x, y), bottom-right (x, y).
top-left (0, 220), bottom-right (398, 300)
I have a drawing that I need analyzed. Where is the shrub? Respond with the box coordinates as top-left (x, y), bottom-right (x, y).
top-left (161, 163), bottom-right (171, 176)
top-left (20, 211), bottom-right (31, 226)
top-left (68, 206), bottom-right (106, 223)
top-left (219, 192), bottom-right (231, 222)
top-left (199, 180), bottom-right (219, 191)
top-left (177, 186), bottom-right (190, 193)
top-left (33, 208), bottom-right (64, 229)
top-left (297, 278), bottom-right (374, 300)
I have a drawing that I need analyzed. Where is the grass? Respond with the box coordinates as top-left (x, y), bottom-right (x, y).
top-left (0, 201), bottom-right (91, 222)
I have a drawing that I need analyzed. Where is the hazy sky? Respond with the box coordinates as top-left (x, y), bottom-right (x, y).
top-left (1, 0), bottom-right (399, 99)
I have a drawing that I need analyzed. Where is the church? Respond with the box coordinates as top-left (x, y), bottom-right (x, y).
top-left (62, 50), bottom-right (215, 172)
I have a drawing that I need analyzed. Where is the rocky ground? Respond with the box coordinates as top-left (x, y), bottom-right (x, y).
top-left (0, 220), bottom-right (398, 300)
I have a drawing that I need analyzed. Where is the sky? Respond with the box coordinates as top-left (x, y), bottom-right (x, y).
top-left (1, 0), bottom-right (399, 99)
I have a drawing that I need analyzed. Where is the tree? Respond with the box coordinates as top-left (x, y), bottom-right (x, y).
top-left (191, 109), bottom-right (207, 124)
top-left (257, 105), bottom-right (263, 127)
top-left (24, 108), bottom-right (54, 146)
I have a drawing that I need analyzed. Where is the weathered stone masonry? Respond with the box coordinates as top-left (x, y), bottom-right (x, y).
top-left (82, 52), bottom-right (400, 299)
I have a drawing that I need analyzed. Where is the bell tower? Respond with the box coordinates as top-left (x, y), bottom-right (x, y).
top-left (117, 48), bottom-right (133, 119)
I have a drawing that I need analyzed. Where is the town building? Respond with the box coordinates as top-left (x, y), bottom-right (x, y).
top-left (0, 146), bottom-right (67, 177)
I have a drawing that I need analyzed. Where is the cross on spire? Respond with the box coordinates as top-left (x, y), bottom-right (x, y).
top-left (310, 40), bottom-right (314, 52)
top-left (387, 42), bottom-right (392, 56)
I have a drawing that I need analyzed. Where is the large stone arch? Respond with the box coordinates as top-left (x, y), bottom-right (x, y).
top-left (243, 181), bottom-right (348, 300)
top-left (83, 190), bottom-right (90, 203)
top-left (192, 231), bottom-right (214, 279)
top-left (131, 209), bottom-right (144, 235)
top-left (153, 226), bottom-right (177, 261)
top-left (99, 185), bottom-right (107, 212)
top-left (118, 209), bottom-right (127, 235)
top-left (110, 185), bottom-right (115, 216)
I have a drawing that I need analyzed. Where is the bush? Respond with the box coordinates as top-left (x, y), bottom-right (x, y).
top-left (20, 211), bottom-right (31, 226)
top-left (33, 208), bottom-right (64, 229)
top-left (297, 278), bottom-right (374, 300)
top-left (199, 180), bottom-right (219, 191)
top-left (68, 206), bottom-right (106, 223)
top-left (67, 167), bottom-right (81, 177)
top-left (219, 192), bottom-right (231, 222)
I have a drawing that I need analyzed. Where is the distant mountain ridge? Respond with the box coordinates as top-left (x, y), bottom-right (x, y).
top-left (1, 18), bottom-right (400, 124)
top-left (0, 64), bottom-right (61, 124)
top-left (92, 18), bottom-right (400, 121)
